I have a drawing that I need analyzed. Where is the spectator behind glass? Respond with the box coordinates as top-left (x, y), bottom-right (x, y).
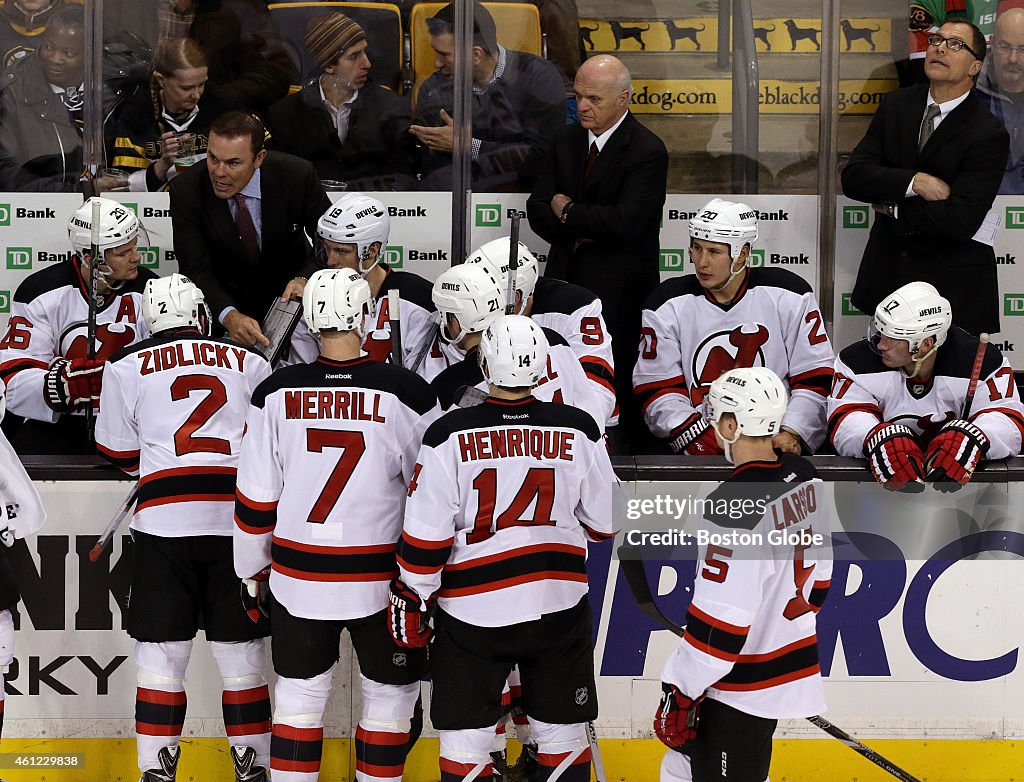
top-left (109, 37), bottom-right (240, 192)
top-left (977, 8), bottom-right (1024, 193)
top-left (0, 0), bottom-right (66, 69)
top-left (411, 0), bottom-right (564, 192)
top-left (267, 12), bottom-right (417, 191)
top-left (0, 5), bottom-right (124, 192)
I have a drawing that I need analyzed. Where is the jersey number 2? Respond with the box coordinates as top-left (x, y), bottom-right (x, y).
top-left (171, 375), bottom-right (230, 456)
top-left (468, 468), bottom-right (555, 544)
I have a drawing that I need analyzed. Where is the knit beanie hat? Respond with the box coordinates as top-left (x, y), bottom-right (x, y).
top-left (305, 12), bottom-right (367, 72)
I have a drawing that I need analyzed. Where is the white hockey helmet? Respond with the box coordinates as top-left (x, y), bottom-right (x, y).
top-left (432, 263), bottom-right (506, 343)
top-left (465, 237), bottom-right (539, 315)
top-left (143, 274), bottom-right (210, 335)
top-left (870, 281), bottom-right (952, 356)
top-left (68, 197), bottom-right (140, 257)
top-left (303, 267), bottom-right (373, 336)
top-left (315, 193), bottom-right (390, 275)
top-left (478, 315), bottom-right (549, 388)
top-left (706, 367), bottom-right (788, 438)
top-left (688, 198), bottom-right (759, 260)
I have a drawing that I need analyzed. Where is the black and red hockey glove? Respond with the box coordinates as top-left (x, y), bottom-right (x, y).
top-left (654, 683), bottom-right (704, 751)
top-left (44, 356), bottom-right (104, 413)
top-left (924, 419), bottom-right (989, 492)
top-left (669, 417), bottom-right (723, 456)
top-left (863, 422), bottom-right (926, 492)
top-left (240, 567), bottom-right (270, 623)
top-left (387, 579), bottom-right (433, 648)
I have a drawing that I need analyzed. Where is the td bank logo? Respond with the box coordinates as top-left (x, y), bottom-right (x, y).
top-left (383, 245), bottom-right (404, 269)
top-left (843, 205), bottom-right (870, 229)
top-left (6, 247), bottom-right (31, 269)
top-left (0, 290), bottom-right (9, 313)
top-left (138, 246), bottom-right (160, 268)
top-left (1005, 293), bottom-right (1024, 316)
top-left (749, 249), bottom-right (765, 267)
top-left (659, 249), bottom-right (685, 272)
top-left (0, 203), bottom-right (9, 227)
top-left (475, 204), bottom-right (502, 227)
top-left (122, 202), bottom-right (138, 216)
top-left (1007, 207), bottom-right (1024, 229)
top-left (841, 293), bottom-right (866, 316)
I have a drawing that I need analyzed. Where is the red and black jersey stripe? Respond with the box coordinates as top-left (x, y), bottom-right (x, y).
top-left (97, 442), bottom-right (141, 474)
top-left (397, 531), bottom-right (453, 575)
top-left (581, 523), bottom-right (615, 542)
top-left (136, 466), bottom-right (237, 512)
top-left (977, 406), bottom-right (1024, 442)
top-left (0, 357), bottom-right (46, 386)
top-left (222, 685), bottom-right (271, 737)
top-left (235, 490), bottom-right (278, 535)
top-left (580, 356), bottom-right (615, 395)
top-left (715, 635), bottom-right (820, 691)
top-left (635, 375), bottom-right (689, 416)
top-left (538, 746), bottom-right (592, 778)
top-left (355, 725), bottom-right (408, 780)
top-left (136, 687), bottom-right (186, 736)
top-left (271, 538), bottom-right (398, 582)
top-left (441, 758), bottom-right (492, 782)
top-left (789, 367), bottom-right (834, 397)
top-left (809, 580), bottom-right (831, 611)
top-left (271, 723), bottom-right (323, 774)
top-left (826, 402), bottom-right (881, 446)
top-left (683, 605), bottom-right (750, 661)
top-left (438, 543), bottom-right (587, 598)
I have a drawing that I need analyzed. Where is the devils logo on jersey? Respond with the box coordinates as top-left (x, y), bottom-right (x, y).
top-left (690, 324), bottom-right (770, 406)
top-left (892, 410), bottom-right (956, 446)
top-left (59, 321), bottom-right (138, 362)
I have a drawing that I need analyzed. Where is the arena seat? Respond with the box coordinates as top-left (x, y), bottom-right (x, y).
top-left (409, 1), bottom-right (541, 103)
top-left (268, 2), bottom-right (404, 91)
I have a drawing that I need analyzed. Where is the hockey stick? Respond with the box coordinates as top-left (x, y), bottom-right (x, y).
top-left (85, 198), bottom-right (101, 439)
top-left (962, 332), bottom-right (990, 419)
top-left (388, 289), bottom-right (404, 369)
top-left (615, 546), bottom-right (924, 782)
top-left (88, 481), bottom-right (139, 562)
top-left (585, 719), bottom-right (607, 782)
top-left (505, 216), bottom-right (521, 315)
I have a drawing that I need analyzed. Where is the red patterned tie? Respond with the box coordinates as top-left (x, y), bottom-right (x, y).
top-left (584, 141), bottom-right (599, 180)
top-left (233, 194), bottom-right (260, 263)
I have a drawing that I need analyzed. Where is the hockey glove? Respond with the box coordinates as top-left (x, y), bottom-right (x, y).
top-left (924, 419), bottom-right (990, 491)
top-left (387, 579), bottom-right (433, 648)
top-left (654, 683), bottom-right (704, 751)
top-left (863, 422), bottom-right (926, 493)
top-left (240, 567), bottom-right (271, 623)
top-left (668, 417), bottom-right (723, 456)
top-left (43, 356), bottom-right (105, 413)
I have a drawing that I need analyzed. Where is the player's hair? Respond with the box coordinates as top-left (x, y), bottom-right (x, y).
top-left (942, 15), bottom-right (987, 61)
top-left (209, 111), bottom-right (266, 156)
top-left (428, 1), bottom-right (497, 55)
top-left (45, 3), bottom-right (83, 33)
top-left (150, 38), bottom-right (208, 122)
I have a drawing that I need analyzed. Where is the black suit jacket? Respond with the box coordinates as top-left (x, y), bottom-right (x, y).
top-left (169, 151), bottom-right (331, 322)
top-left (527, 113), bottom-right (667, 345)
top-left (842, 84), bottom-right (1009, 335)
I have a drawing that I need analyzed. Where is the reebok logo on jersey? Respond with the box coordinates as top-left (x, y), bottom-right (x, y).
top-left (501, 413), bottom-right (530, 420)
top-left (324, 374), bottom-right (352, 379)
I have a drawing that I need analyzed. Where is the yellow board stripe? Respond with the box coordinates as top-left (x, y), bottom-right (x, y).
top-left (0, 737), bottom-right (1019, 781)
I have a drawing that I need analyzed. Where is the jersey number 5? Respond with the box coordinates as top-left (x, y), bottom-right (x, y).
top-left (468, 467), bottom-right (555, 544)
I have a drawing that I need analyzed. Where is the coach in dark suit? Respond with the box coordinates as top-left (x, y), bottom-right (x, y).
top-left (528, 54), bottom-right (667, 446)
top-left (170, 111), bottom-right (330, 346)
top-left (842, 17), bottom-right (1009, 337)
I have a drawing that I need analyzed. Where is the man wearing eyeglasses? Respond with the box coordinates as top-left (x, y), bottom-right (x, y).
top-left (977, 8), bottom-right (1024, 193)
top-left (843, 16), bottom-right (1009, 338)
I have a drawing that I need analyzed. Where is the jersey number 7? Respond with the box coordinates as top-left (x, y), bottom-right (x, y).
top-left (306, 429), bottom-right (366, 523)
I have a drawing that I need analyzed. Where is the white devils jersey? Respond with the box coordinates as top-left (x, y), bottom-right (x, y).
top-left (0, 260), bottom-right (156, 422)
top-left (234, 356), bottom-right (438, 621)
top-left (828, 328), bottom-right (1024, 459)
top-left (531, 278), bottom-right (617, 427)
top-left (96, 332), bottom-right (271, 537)
top-left (414, 330), bottom-right (466, 382)
top-left (430, 327), bottom-right (611, 432)
top-left (634, 270), bottom-right (834, 452)
top-left (661, 453), bottom-right (832, 720)
top-left (398, 396), bottom-right (618, 628)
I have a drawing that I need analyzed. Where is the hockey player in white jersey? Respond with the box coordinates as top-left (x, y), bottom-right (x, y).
top-left (0, 380), bottom-right (47, 742)
top-left (633, 199), bottom-right (834, 456)
top-left (391, 314), bottom-right (618, 782)
top-left (285, 194), bottom-right (439, 370)
top-left (430, 264), bottom-right (608, 431)
top-left (656, 368), bottom-right (832, 782)
top-left (0, 197), bottom-right (156, 452)
top-left (828, 282), bottom-right (1024, 491)
top-left (465, 237), bottom-right (617, 428)
top-left (95, 274), bottom-right (273, 782)
top-left (234, 268), bottom-right (437, 782)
